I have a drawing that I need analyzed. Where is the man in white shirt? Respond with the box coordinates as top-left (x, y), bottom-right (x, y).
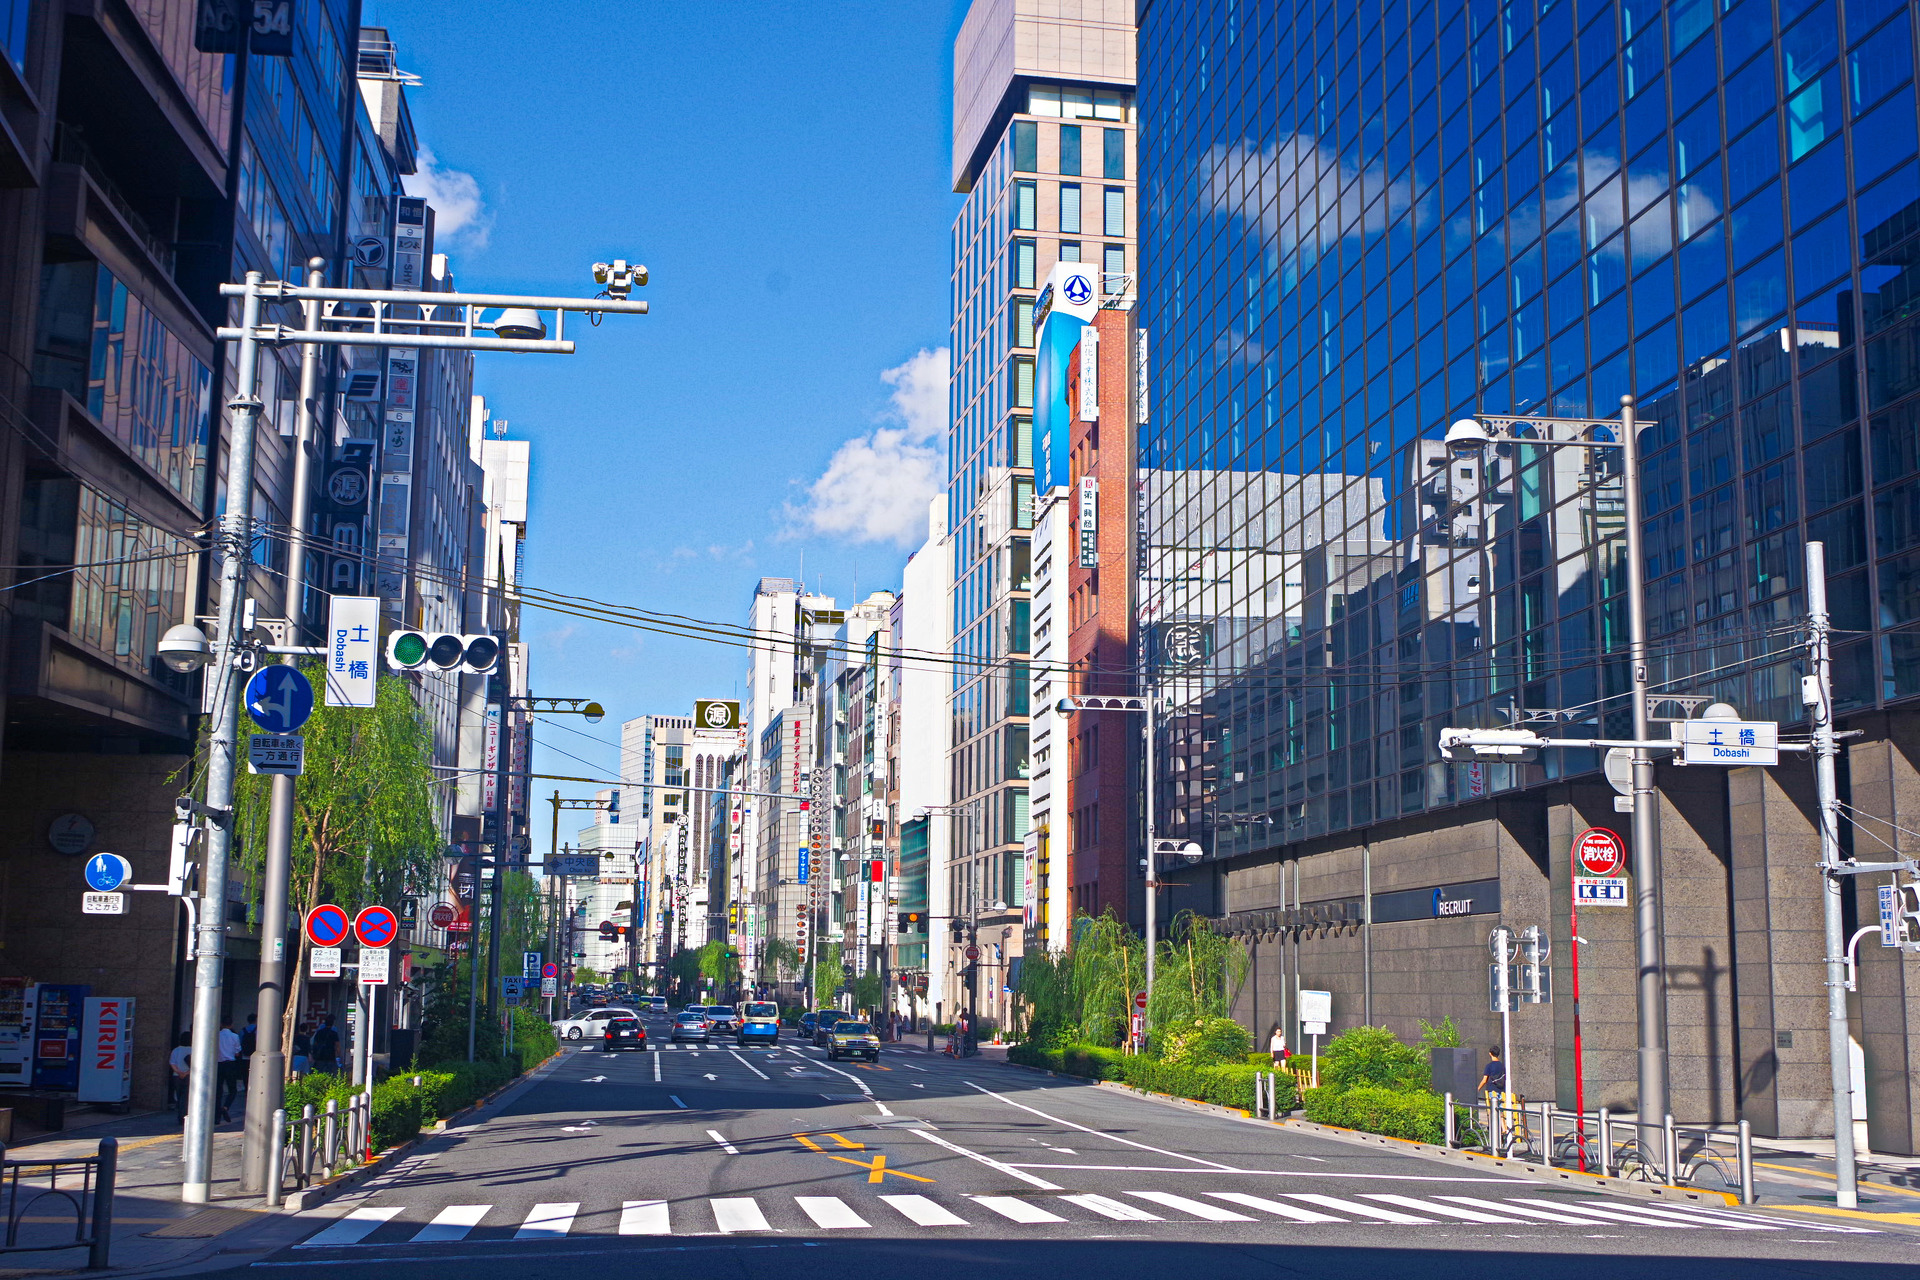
top-left (168, 1032), bottom-right (191, 1123)
top-left (216, 1017), bottom-right (242, 1123)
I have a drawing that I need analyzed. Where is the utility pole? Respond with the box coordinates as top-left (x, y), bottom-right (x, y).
top-left (1807, 540), bottom-right (1860, 1209)
top-left (240, 258), bottom-right (326, 1195)
top-left (1142, 678), bottom-right (1158, 1023)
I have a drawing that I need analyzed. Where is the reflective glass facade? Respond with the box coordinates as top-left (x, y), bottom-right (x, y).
top-left (1138, 0), bottom-right (1920, 859)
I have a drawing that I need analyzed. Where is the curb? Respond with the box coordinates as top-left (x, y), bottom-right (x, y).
top-left (1271, 1118), bottom-right (1740, 1207)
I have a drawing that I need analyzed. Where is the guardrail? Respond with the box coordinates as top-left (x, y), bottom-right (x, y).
top-left (0, 1137), bottom-right (117, 1269)
top-left (1443, 1092), bottom-right (1754, 1203)
top-left (266, 1092), bottom-right (372, 1207)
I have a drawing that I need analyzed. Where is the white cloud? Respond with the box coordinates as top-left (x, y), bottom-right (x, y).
top-left (788, 348), bottom-right (949, 547)
top-left (404, 146), bottom-right (492, 250)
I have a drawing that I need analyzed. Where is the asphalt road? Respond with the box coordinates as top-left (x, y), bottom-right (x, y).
top-left (231, 1016), bottom-right (1920, 1279)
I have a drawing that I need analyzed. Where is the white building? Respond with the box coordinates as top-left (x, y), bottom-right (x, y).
top-left (894, 499), bottom-right (955, 1012)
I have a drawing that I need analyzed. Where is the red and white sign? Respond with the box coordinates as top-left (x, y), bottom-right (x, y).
top-left (78, 997), bottom-right (134, 1103)
top-left (1574, 827), bottom-right (1625, 877)
top-left (1134, 990), bottom-right (1148, 1010)
top-left (428, 901), bottom-right (457, 929)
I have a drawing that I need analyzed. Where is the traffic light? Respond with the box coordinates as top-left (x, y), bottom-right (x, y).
top-left (950, 920), bottom-right (966, 942)
top-left (1895, 882), bottom-right (1920, 950)
top-left (599, 921), bottom-right (617, 942)
top-left (385, 631), bottom-right (500, 674)
top-left (607, 791), bottom-right (620, 823)
top-left (898, 911), bottom-right (924, 933)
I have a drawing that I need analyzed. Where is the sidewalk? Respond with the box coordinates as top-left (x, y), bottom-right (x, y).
top-left (1742, 1132), bottom-right (1920, 1219)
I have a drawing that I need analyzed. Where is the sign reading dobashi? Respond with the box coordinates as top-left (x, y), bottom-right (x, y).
top-left (1574, 827), bottom-right (1625, 877)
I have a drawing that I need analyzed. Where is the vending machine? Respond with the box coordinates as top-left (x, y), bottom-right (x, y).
top-left (31, 984), bottom-right (90, 1092)
top-left (0, 979), bottom-right (35, 1086)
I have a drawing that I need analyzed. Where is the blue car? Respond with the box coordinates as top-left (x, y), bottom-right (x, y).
top-left (737, 1000), bottom-right (781, 1046)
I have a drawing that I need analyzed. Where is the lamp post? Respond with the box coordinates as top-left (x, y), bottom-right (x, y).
top-left (1442, 396), bottom-right (1667, 1155)
top-left (158, 268), bottom-right (645, 1203)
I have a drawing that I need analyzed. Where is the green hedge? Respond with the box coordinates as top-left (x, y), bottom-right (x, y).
top-left (1010, 1041), bottom-right (1296, 1113)
top-left (1303, 1084), bottom-right (1448, 1143)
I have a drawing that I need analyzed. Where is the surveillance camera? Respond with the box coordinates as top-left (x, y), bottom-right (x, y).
top-left (157, 623), bottom-right (212, 673)
top-left (593, 259), bottom-right (647, 300)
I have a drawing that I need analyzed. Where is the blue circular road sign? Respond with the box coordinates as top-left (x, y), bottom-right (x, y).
top-left (246, 666), bottom-right (314, 734)
top-left (83, 853), bottom-right (131, 893)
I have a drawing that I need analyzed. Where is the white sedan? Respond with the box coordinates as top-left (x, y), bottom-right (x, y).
top-left (553, 1007), bottom-right (637, 1040)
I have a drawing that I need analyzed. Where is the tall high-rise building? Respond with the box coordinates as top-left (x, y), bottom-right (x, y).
top-left (1138, 0), bottom-right (1920, 1148)
top-left (947, 0), bottom-right (1136, 1016)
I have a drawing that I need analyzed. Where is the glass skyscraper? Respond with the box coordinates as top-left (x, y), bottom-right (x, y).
top-left (1138, 0), bottom-right (1920, 1144)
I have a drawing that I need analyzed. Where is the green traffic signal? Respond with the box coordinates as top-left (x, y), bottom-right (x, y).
top-left (392, 632), bottom-right (427, 666)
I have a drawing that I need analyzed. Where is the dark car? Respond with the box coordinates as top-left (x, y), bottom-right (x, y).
top-left (810, 1009), bottom-right (849, 1047)
top-left (602, 1016), bottom-right (648, 1051)
top-left (670, 1011), bottom-right (710, 1044)
top-left (706, 1005), bottom-right (739, 1033)
top-left (827, 1020), bottom-right (879, 1062)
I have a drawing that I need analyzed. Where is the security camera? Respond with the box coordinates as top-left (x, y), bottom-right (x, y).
top-left (592, 259), bottom-right (648, 300)
top-left (157, 623), bottom-right (212, 673)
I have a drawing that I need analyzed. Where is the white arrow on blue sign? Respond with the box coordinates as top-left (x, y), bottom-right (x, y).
top-left (246, 666), bottom-right (314, 734)
top-left (83, 853), bottom-right (132, 893)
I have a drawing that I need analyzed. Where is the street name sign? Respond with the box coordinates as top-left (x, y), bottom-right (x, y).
top-left (81, 892), bottom-right (126, 915)
top-left (324, 596), bottom-right (380, 708)
top-left (549, 854), bottom-right (601, 877)
top-left (360, 947), bottom-right (390, 985)
top-left (1678, 718), bottom-right (1779, 765)
top-left (247, 734), bottom-right (305, 775)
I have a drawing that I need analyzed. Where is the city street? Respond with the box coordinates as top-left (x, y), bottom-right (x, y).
top-left (244, 1021), bottom-right (1915, 1278)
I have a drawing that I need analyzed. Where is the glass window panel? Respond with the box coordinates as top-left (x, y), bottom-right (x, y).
top-left (1104, 187), bottom-right (1125, 237)
top-left (1735, 251), bottom-right (1787, 336)
top-left (1103, 127), bottom-right (1126, 179)
top-left (1059, 124), bottom-right (1081, 175)
top-left (1634, 263), bottom-right (1677, 332)
top-left (1850, 10), bottom-right (1913, 111)
top-left (1014, 180), bottom-right (1036, 230)
top-left (1014, 239), bottom-right (1036, 288)
top-left (1851, 92), bottom-right (1920, 186)
top-left (1781, 1), bottom-right (1840, 92)
top-left (1727, 117), bottom-right (1780, 202)
top-left (1792, 208), bottom-right (1850, 295)
top-left (1060, 183), bottom-right (1081, 233)
top-left (1724, 52), bottom-right (1778, 136)
top-left (1721, 0), bottom-right (1775, 70)
top-left (1788, 139), bottom-right (1847, 226)
top-left (1684, 293), bottom-right (1730, 360)
top-left (1013, 121), bottom-right (1037, 172)
top-left (1787, 68), bottom-right (1843, 159)
top-left (1103, 244), bottom-right (1126, 292)
top-left (1731, 185), bottom-right (1784, 266)
top-left (1804, 428), bottom-right (1863, 508)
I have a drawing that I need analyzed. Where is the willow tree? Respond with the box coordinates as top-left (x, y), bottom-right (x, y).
top-left (226, 664), bottom-right (440, 1058)
top-left (1148, 910), bottom-right (1249, 1031)
top-left (1069, 912), bottom-right (1144, 1045)
top-left (761, 938), bottom-right (801, 983)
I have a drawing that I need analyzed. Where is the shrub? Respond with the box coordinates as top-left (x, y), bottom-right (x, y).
top-left (511, 1006), bottom-right (558, 1065)
top-left (1009, 1040), bottom-right (1296, 1113)
top-left (369, 1075), bottom-right (424, 1151)
top-left (1303, 1084), bottom-right (1445, 1143)
top-left (1320, 1025), bottom-right (1428, 1092)
top-left (1159, 1016), bottom-right (1253, 1068)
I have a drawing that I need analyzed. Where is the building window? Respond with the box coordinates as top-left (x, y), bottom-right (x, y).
top-left (1103, 244), bottom-right (1127, 292)
top-left (1059, 124), bottom-right (1082, 175)
top-left (1060, 184), bottom-right (1082, 233)
top-left (1012, 356), bottom-right (1035, 407)
top-left (1013, 180), bottom-right (1037, 230)
top-left (1012, 120), bottom-right (1037, 172)
top-left (1012, 477), bottom-right (1034, 530)
top-left (1013, 297), bottom-right (1035, 348)
top-left (1059, 241), bottom-right (1081, 263)
top-left (1103, 127), bottom-right (1126, 179)
top-left (1013, 239), bottom-right (1036, 288)
top-left (1104, 187), bottom-right (1126, 236)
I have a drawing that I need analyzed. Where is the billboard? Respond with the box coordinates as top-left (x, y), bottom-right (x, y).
top-left (1031, 261), bottom-right (1102, 493)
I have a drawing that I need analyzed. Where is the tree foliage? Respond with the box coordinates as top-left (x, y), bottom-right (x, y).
top-left (1321, 1025), bottom-right (1430, 1093)
top-left (761, 938), bottom-right (801, 981)
top-left (810, 941), bottom-right (842, 1006)
top-left (1015, 910), bottom-right (1251, 1053)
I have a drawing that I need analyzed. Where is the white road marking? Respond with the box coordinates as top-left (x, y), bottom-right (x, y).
top-left (874, 1100), bottom-right (894, 1116)
top-left (878, 1195), bottom-right (968, 1226)
top-left (1434, 1196), bottom-right (1623, 1224)
top-left (669, 1095), bottom-right (688, 1108)
top-left (711, 1198), bottom-right (773, 1233)
top-left (707, 1129), bottom-right (739, 1154)
top-left (1575, 1200), bottom-right (1776, 1230)
top-left (813, 1059), bottom-right (874, 1096)
top-left (963, 1081), bottom-right (1237, 1171)
top-left (1282, 1193), bottom-right (1434, 1223)
top-left (1128, 1191), bottom-right (1254, 1222)
top-left (410, 1205), bottom-right (489, 1243)
top-left (652, 1050), bottom-right (663, 1080)
top-left (911, 1127), bottom-right (1061, 1190)
top-left (1509, 1198), bottom-right (1697, 1228)
top-left (901, 1063), bottom-right (928, 1071)
top-left (619, 1201), bottom-right (671, 1235)
top-left (1004, 1163), bottom-right (1518, 1182)
top-left (296, 1207), bottom-right (402, 1247)
top-left (513, 1203), bottom-right (579, 1239)
top-left (969, 1195), bottom-right (1066, 1224)
top-left (1205, 1192), bottom-right (1344, 1222)
top-left (796, 1197), bottom-right (869, 1229)
top-left (1061, 1194), bottom-right (1162, 1221)
top-left (730, 1051), bottom-right (770, 1079)
top-left (1362, 1194), bottom-right (1522, 1223)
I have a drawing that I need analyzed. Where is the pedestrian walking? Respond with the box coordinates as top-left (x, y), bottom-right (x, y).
top-left (310, 1015), bottom-right (340, 1076)
top-left (216, 1016), bottom-right (242, 1122)
top-left (169, 1032), bottom-right (192, 1123)
top-left (1268, 1026), bottom-right (1289, 1067)
top-left (1475, 1046), bottom-right (1506, 1099)
top-left (291, 1023), bottom-right (313, 1076)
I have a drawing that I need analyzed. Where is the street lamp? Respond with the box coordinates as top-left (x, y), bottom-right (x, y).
top-left (169, 264), bottom-right (647, 1205)
top-left (1440, 396), bottom-right (1671, 1156)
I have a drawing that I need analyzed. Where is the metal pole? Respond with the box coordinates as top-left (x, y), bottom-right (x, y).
top-left (1143, 681), bottom-right (1157, 1025)
top-left (241, 258), bottom-right (326, 1194)
top-left (1571, 840), bottom-right (1587, 1170)
top-left (1618, 393), bottom-right (1670, 1166)
top-left (1362, 840), bottom-right (1372, 1024)
top-left (88, 1137), bottom-right (117, 1270)
top-left (487, 689), bottom-right (511, 1027)
top-left (1806, 539), bottom-right (1859, 1209)
top-left (182, 271), bottom-right (268, 1204)
top-left (1496, 927), bottom-right (1513, 1157)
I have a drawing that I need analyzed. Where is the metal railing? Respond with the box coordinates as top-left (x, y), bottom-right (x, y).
top-left (0, 1138), bottom-right (117, 1269)
top-left (265, 1092), bottom-right (372, 1207)
top-left (1443, 1092), bottom-right (1755, 1203)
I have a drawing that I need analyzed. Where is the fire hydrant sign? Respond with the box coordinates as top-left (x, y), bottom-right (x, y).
top-left (359, 947), bottom-right (391, 985)
top-left (1574, 827), bottom-right (1625, 877)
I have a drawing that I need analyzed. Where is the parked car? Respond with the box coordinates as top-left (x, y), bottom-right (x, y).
top-left (827, 1020), bottom-right (879, 1062)
top-left (737, 1001), bottom-right (780, 1046)
top-left (554, 1007), bottom-right (637, 1040)
top-left (810, 1009), bottom-right (849, 1047)
top-left (669, 1011), bottom-right (710, 1044)
top-left (602, 1016), bottom-right (649, 1051)
top-left (706, 1005), bottom-right (740, 1033)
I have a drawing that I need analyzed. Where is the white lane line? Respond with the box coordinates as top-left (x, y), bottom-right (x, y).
top-left (1129, 1190), bottom-right (1254, 1222)
top-left (1061, 1194), bottom-right (1162, 1221)
top-left (619, 1201), bottom-right (671, 1235)
top-left (712, 1198), bottom-right (773, 1233)
top-left (410, 1205), bottom-right (490, 1243)
top-left (1205, 1191), bottom-right (1343, 1222)
top-left (879, 1195), bottom-right (968, 1226)
top-left (1001, 1162), bottom-right (1516, 1182)
top-left (513, 1203), bottom-right (580, 1239)
top-left (901, 1062), bottom-right (928, 1072)
top-left (653, 1051), bottom-right (662, 1082)
top-left (298, 1207), bottom-right (403, 1248)
top-left (814, 1059), bottom-right (874, 1096)
top-left (969, 1195), bottom-right (1066, 1224)
top-left (707, 1129), bottom-right (740, 1155)
top-left (1362, 1194), bottom-right (1523, 1223)
top-left (730, 1050), bottom-right (770, 1080)
top-left (1283, 1193), bottom-right (1435, 1223)
top-left (911, 1127), bottom-right (1061, 1190)
top-left (1434, 1196), bottom-right (1622, 1224)
top-left (1575, 1200), bottom-right (1776, 1230)
top-left (669, 1095), bottom-right (688, 1108)
top-left (796, 1197), bottom-right (870, 1229)
top-left (1694, 1207), bottom-right (1875, 1234)
top-left (963, 1082), bottom-right (1238, 1171)
top-left (1508, 1198), bottom-right (1697, 1228)
top-left (874, 1100), bottom-right (894, 1116)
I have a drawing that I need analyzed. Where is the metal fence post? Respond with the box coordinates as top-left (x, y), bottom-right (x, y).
top-left (1443, 1092), bottom-right (1455, 1147)
top-left (1663, 1113), bottom-right (1679, 1186)
top-left (322, 1100), bottom-right (338, 1177)
top-left (1598, 1107), bottom-right (1611, 1176)
top-left (87, 1137), bottom-right (116, 1271)
top-left (300, 1105), bottom-right (315, 1182)
top-left (1738, 1119), bottom-right (1755, 1205)
top-left (1539, 1103), bottom-right (1553, 1163)
top-left (266, 1109), bottom-right (286, 1208)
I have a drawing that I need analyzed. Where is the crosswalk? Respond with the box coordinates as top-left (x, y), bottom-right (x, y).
top-left (295, 1189), bottom-right (1873, 1246)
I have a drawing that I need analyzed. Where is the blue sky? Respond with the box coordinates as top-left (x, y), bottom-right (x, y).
top-left (361, 2), bottom-right (966, 845)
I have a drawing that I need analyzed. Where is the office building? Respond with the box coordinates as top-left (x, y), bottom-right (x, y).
top-left (1137, 0), bottom-right (1920, 1147)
